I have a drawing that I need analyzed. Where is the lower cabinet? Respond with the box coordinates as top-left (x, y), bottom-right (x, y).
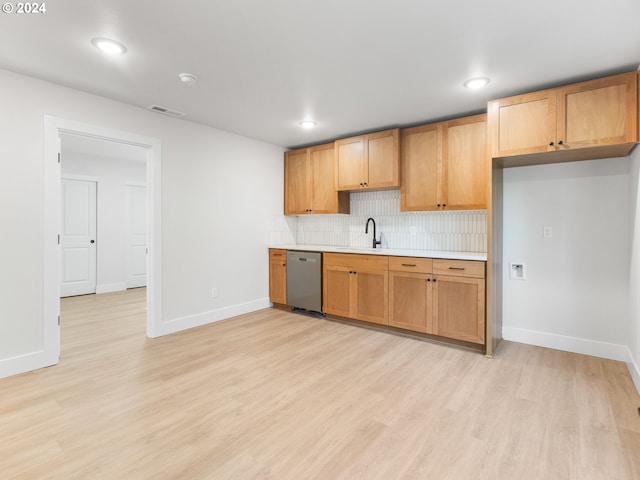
top-left (323, 253), bottom-right (389, 325)
top-left (275, 249), bottom-right (486, 346)
top-left (389, 257), bottom-right (486, 344)
top-left (389, 257), bottom-right (434, 333)
top-left (268, 249), bottom-right (287, 304)
top-left (432, 259), bottom-right (485, 344)
top-left (432, 274), bottom-right (485, 344)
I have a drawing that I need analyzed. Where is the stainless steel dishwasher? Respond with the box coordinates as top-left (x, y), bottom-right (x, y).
top-left (286, 251), bottom-right (323, 314)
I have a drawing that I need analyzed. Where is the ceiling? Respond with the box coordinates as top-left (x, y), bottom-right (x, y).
top-left (2, 0), bottom-right (639, 149)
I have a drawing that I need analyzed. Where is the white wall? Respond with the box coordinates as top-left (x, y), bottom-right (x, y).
top-left (502, 157), bottom-right (631, 361)
top-left (0, 68), bottom-right (284, 375)
top-left (628, 147), bottom-right (640, 392)
top-left (61, 151), bottom-right (146, 293)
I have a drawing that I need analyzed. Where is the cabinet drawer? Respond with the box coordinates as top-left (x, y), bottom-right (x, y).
top-left (269, 249), bottom-right (287, 260)
top-left (433, 259), bottom-right (485, 278)
top-left (324, 253), bottom-right (388, 271)
top-left (388, 256), bottom-right (432, 273)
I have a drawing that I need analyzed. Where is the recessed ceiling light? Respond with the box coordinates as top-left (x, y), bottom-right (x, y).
top-left (91, 37), bottom-right (127, 55)
top-left (179, 73), bottom-right (198, 86)
top-left (463, 77), bottom-right (490, 89)
top-left (299, 120), bottom-right (317, 129)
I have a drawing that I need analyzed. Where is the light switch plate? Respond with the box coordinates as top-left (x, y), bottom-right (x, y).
top-left (543, 226), bottom-right (552, 238)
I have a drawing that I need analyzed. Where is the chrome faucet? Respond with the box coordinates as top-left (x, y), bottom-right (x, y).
top-left (365, 217), bottom-right (382, 249)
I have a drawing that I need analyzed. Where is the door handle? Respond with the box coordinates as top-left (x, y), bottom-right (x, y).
top-left (90, 240), bottom-right (95, 244)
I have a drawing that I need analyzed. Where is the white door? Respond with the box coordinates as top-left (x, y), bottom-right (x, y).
top-left (126, 185), bottom-right (147, 288)
top-left (60, 179), bottom-right (97, 297)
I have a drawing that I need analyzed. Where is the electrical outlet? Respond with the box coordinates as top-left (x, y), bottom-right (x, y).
top-left (211, 287), bottom-right (218, 298)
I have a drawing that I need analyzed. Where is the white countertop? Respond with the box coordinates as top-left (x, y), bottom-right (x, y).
top-left (269, 244), bottom-right (487, 261)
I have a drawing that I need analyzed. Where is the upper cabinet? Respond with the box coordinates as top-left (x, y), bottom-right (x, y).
top-left (488, 72), bottom-right (638, 161)
top-left (284, 143), bottom-right (349, 215)
top-left (556, 73), bottom-right (638, 149)
top-left (335, 128), bottom-right (400, 191)
top-left (401, 114), bottom-right (487, 211)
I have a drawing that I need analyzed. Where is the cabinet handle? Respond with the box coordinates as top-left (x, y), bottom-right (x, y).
top-left (448, 267), bottom-right (465, 270)
top-left (402, 263), bottom-right (417, 267)
top-left (558, 140), bottom-right (563, 145)
top-left (549, 141), bottom-right (554, 146)
top-left (282, 263), bottom-right (286, 267)
top-left (273, 254), bottom-right (282, 256)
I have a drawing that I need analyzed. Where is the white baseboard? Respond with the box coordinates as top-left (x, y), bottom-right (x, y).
top-left (0, 349), bottom-right (57, 380)
top-left (96, 282), bottom-right (127, 294)
top-left (627, 347), bottom-right (640, 397)
top-left (502, 326), bottom-right (629, 362)
top-left (155, 298), bottom-right (272, 337)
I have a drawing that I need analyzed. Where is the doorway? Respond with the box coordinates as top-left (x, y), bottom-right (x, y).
top-left (43, 116), bottom-right (162, 369)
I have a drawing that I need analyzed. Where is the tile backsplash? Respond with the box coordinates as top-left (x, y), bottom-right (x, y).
top-left (268, 190), bottom-right (487, 253)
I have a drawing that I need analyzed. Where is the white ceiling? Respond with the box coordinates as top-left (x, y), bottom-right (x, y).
top-left (2, 0), bottom-right (639, 148)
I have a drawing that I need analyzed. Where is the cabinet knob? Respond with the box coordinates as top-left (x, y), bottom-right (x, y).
top-left (558, 140), bottom-right (563, 145)
top-left (437, 204), bottom-right (441, 207)
top-left (549, 141), bottom-right (554, 146)
top-left (427, 278), bottom-right (431, 282)
top-left (442, 204), bottom-right (446, 208)
top-left (433, 278), bottom-right (437, 282)
top-left (364, 182), bottom-right (368, 187)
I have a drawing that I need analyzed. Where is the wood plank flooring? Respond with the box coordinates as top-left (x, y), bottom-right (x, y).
top-left (1, 288), bottom-right (640, 479)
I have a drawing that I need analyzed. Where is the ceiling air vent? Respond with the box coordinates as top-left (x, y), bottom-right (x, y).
top-left (148, 105), bottom-right (185, 117)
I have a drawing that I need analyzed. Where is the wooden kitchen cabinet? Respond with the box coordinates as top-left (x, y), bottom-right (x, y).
top-left (269, 249), bottom-right (287, 305)
top-left (489, 72), bottom-right (638, 159)
top-left (556, 73), bottom-right (638, 149)
top-left (432, 259), bottom-right (485, 344)
top-left (323, 253), bottom-right (389, 325)
top-left (389, 257), bottom-right (434, 333)
top-left (401, 114), bottom-right (487, 211)
top-left (335, 128), bottom-right (399, 191)
top-left (284, 143), bottom-right (349, 215)
top-left (389, 256), bottom-right (485, 344)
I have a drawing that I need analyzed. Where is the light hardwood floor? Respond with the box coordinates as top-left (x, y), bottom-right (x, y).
top-left (2, 288), bottom-right (640, 479)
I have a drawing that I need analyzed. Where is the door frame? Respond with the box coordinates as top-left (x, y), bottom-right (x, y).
top-left (44, 116), bottom-right (163, 367)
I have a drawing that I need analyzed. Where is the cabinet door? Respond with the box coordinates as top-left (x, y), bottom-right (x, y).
top-left (442, 115), bottom-right (487, 210)
top-left (389, 271), bottom-right (432, 333)
top-left (310, 144), bottom-right (349, 214)
top-left (400, 123), bottom-right (441, 211)
top-left (323, 264), bottom-right (352, 317)
top-left (433, 275), bottom-right (485, 344)
top-left (269, 250), bottom-right (287, 304)
top-left (284, 148), bottom-right (311, 215)
top-left (354, 269), bottom-right (388, 325)
top-left (366, 129), bottom-right (399, 189)
top-left (335, 136), bottom-right (367, 190)
top-left (488, 90), bottom-right (557, 157)
top-left (557, 72), bottom-right (638, 149)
